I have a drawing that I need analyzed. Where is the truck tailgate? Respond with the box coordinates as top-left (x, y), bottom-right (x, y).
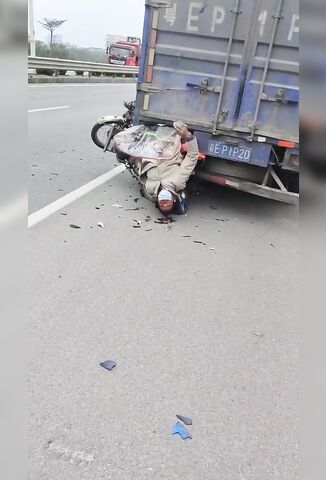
top-left (137, 0), bottom-right (299, 143)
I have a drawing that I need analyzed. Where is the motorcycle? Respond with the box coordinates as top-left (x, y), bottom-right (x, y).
top-left (91, 100), bottom-right (135, 152)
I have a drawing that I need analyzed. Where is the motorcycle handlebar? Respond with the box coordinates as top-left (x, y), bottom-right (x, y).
top-left (123, 100), bottom-right (135, 111)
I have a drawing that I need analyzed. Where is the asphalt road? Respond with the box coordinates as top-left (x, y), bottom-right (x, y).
top-left (29, 84), bottom-right (299, 480)
top-left (28, 83), bottom-right (134, 214)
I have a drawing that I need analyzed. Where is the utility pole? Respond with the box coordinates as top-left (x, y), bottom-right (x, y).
top-left (28, 0), bottom-right (36, 57)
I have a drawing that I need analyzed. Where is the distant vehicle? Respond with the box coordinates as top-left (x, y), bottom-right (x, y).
top-left (107, 37), bottom-right (141, 67)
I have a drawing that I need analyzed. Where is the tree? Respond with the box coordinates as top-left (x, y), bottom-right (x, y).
top-left (38, 17), bottom-right (66, 47)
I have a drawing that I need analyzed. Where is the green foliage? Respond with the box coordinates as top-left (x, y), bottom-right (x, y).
top-left (35, 41), bottom-right (107, 63)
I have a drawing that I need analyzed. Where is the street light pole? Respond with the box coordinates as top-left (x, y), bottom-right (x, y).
top-left (28, 0), bottom-right (36, 57)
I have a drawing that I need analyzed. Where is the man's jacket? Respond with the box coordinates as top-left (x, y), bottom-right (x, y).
top-left (138, 137), bottom-right (199, 202)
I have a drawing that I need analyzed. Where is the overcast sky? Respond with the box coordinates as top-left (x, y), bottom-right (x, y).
top-left (34, 0), bottom-right (145, 48)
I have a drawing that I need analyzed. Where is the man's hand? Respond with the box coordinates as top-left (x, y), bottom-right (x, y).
top-left (174, 121), bottom-right (193, 141)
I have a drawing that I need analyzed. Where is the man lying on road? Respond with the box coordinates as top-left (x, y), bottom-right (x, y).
top-left (114, 121), bottom-right (199, 215)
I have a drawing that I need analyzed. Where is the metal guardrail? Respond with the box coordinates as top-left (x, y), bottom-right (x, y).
top-left (28, 56), bottom-right (139, 76)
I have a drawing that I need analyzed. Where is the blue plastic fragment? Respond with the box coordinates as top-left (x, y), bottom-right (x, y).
top-left (100, 360), bottom-right (117, 371)
top-left (176, 415), bottom-right (193, 426)
top-left (171, 422), bottom-right (192, 440)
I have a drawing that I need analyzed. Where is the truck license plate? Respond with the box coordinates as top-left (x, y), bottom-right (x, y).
top-left (208, 141), bottom-right (252, 163)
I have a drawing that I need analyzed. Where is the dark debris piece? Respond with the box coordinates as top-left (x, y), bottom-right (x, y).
top-left (253, 332), bottom-right (264, 338)
top-left (100, 360), bottom-right (117, 371)
top-left (69, 224), bottom-right (81, 229)
top-left (182, 235), bottom-right (191, 238)
top-left (155, 217), bottom-right (176, 225)
top-left (176, 415), bottom-right (193, 426)
top-left (133, 225), bottom-right (141, 229)
top-left (134, 198), bottom-right (140, 203)
top-left (193, 241), bottom-right (206, 245)
top-left (60, 213), bottom-right (67, 216)
top-left (270, 244), bottom-right (276, 248)
top-left (145, 229), bottom-right (152, 232)
top-left (95, 204), bottom-right (105, 210)
top-left (171, 422), bottom-right (192, 440)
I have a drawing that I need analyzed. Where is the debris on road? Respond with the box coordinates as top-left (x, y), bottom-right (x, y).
top-left (126, 207), bottom-right (140, 211)
top-left (210, 247), bottom-right (216, 251)
top-left (216, 219), bottom-right (230, 222)
top-left (145, 216), bottom-right (151, 223)
top-left (171, 422), bottom-right (192, 440)
top-left (95, 203), bottom-right (105, 210)
top-left (193, 241), bottom-right (206, 245)
top-left (176, 415), bottom-right (193, 426)
top-left (145, 229), bottom-right (152, 232)
top-left (134, 198), bottom-right (140, 203)
top-left (133, 219), bottom-right (143, 226)
top-left (112, 203), bottom-right (123, 209)
top-left (60, 213), bottom-right (67, 216)
top-left (155, 217), bottom-right (176, 225)
top-left (100, 360), bottom-right (117, 371)
top-left (253, 332), bottom-right (264, 338)
top-left (69, 224), bottom-right (81, 229)
top-left (270, 244), bottom-right (276, 248)
top-left (97, 222), bottom-right (104, 228)
top-left (181, 235), bottom-right (191, 238)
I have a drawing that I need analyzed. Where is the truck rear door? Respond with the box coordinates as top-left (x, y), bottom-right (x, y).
top-left (137, 0), bottom-right (299, 143)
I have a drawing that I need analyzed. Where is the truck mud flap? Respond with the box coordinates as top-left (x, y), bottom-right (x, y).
top-left (197, 171), bottom-right (299, 206)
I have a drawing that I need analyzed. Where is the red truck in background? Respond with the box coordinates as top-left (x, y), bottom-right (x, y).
top-left (107, 36), bottom-right (141, 67)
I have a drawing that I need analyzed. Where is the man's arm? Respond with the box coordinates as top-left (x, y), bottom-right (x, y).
top-left (164, 121), bottom-right (199, 192)
top-left (170, 137), bottom-right (199, 192)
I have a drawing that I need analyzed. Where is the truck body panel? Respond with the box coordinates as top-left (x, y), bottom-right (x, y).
top-left (135, 0), bottom-right (299, 204)
top-left (137, 0), bottom-right (299, 142)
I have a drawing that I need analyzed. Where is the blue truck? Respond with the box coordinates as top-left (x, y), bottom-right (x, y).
top-left (135, 0), bottom-right (299, 204)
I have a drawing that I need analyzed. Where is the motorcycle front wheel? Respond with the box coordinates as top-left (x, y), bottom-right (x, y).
top-left (91, 122), bottom-right (122, 150)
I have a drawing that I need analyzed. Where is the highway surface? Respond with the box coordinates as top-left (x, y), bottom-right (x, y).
top-left (29, 83), bottom-right (299, 480)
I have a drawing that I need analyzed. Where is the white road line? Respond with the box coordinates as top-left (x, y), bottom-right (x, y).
top-left (28, 106), bottom-right (70, 113)
top-left (28, 165), bottom-right (125, 229)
